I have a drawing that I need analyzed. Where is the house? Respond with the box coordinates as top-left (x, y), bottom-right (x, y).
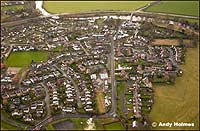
top-left (36, 109), bottom-right (43, 114)
top-left (31, 104), bottom-right (37, 110)
top-left (90, 74), bottom-right (97, 80)
top-left (85, 106), bottom-right (93, 112)
top-left (37, 101), bottom-right (44, 106)
top-left (23, 114), bottom-right (33, 122)
top-left (23, 107), bottom-right (30, 113)
top-left (100, 73), bottom-right (108, 79)
top-left (62, 107), bottom-right (73, 112)
top-left (12, 109), bottom-right (22, 116)
top-left (132, 121), bottom-right (137, 128)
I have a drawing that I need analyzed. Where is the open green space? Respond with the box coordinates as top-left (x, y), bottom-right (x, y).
top-left (183, 18), bottom-right (199, 25)
top-left (104, 122), bottom-right (124, 130)
top-left (1, 5), bottom-right (24, 11)
top-left (53, 45), bottom-right (64, 52)
top-left (46, 124), bottom-right (55, 130)
top-left (149, 47), bottom-right (199, 130)
top-left (116, 81), bottom-right (127, 116)
top-left (1, 120), bottom-right (17, 130)
top-left (1, 110), bottom-right (29, 130)
top-left (43, 1), bottom-right (152, 14)
top-left (5, 51), bottom-right (49, 67)
top-left (145, 1), bottom-right (199, 16)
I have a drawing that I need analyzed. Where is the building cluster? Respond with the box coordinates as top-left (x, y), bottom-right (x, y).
top-left (1, 14), bottom-right (187, 128)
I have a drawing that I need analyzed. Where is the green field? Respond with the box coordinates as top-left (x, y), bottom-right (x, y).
top-left (43, 1), bottom-right (152, 14)
top-left (183, 18), bottom-right (199, 25)
top-left (149, 47), bottom-right (199, 130)
top-left (145, 1), bottom-right (199, 16)
top-left (5, 51), bottom-right (49, 67)
top-left (1, 121), bottom-right (17, 130)
top-left (116, 81), bottom-right (127, 116)
top-left (104, 122), bottom-right (124, 130)
top-left (1, 5), bottom-right (24, 11)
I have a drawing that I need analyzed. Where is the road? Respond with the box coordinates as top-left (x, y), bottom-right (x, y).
top-left (136, 10), bottom-right (199, 19)
top-left (53, 65), bottom-right (82, 108)
top-left (1, 111), bottom-right (29, 129)
top-left (41, 83), bottom-right (51, 117)
top-left (107, 35), bottom-right (117, 117)
top-left (166, 47), bottom-right (180, 71)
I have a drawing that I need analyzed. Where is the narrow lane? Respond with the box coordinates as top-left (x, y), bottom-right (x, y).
top-left (41, 83), bottom-right (51, 117)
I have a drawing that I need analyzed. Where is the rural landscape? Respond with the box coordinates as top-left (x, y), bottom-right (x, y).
top-left (1, 1), bottom-right (199, 130)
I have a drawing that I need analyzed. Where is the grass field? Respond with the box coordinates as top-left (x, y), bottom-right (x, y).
top-left (104, 122), bottom-right (124, 130)
top-left (1, 5), bottom-right (24, 11)
top-left (183, 18), bottom-right (199, 25)
top-left (145, 1), bottom-right (199, 16)
top-left (151, 39), bottom-right (179, 46)
top-left (116, 81), bottom-right (127, 116)
top-left (5, 51), bottom-right (49, 67)
top-left (149, 47), bottom-right (199, 130)
top-left (154, 22), bottom-right (199, 36)
top-left (43, 1), bottom-right (152, 14)
top-left (1, 121), bottom-right (17, 130)
top-left (96, 89), bottom-right (106, 114)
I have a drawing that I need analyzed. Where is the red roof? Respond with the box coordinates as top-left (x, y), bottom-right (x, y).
top-left (0, 63), bottom-right (6, 68)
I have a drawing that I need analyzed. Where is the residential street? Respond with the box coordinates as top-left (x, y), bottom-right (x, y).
top-left (53, 65), bottom-right (82, 108)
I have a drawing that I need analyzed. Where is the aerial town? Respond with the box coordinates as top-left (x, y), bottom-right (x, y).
top-left (1, 1), bottom-right (199, 130)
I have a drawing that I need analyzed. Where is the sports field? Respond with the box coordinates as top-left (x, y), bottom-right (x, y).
top-left (149, 47), bottom-right (199, 130)
top-left (43, 1), bottom-right (152, 14)
top-left (145, 1), bottom-right (199, 16)
top-left (5, 51), bottom-right (49, 67)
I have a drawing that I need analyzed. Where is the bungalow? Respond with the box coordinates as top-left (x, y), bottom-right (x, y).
top-left (86, 101), bottom-right (92, 105)
top-left (53, 100), bottom-right (59, 105)
top-left (62, 107), bottom-right (73, 112)
top-left (37, 101), bottom-right (44, 106)
top-left (12, 109), bottom-right (22, 116)
top-left (85, 106), bottom-right (93, 112)
top-left (90, 74), bottom-right (97, 80)
top-left (36, 109), bottom-right (43, 114)
top-left (66, 98), bottom-right (74, 102)
top-left (31, 104), bottom-right (37, 110)
top-left (100, 73), bottom-right (108, 79)
top-left (23, 114), bottom-right (33, 122)
top-left (12, 98), bottom-right (20, 105)
top-left (23, 107), bottom-right (30, 113)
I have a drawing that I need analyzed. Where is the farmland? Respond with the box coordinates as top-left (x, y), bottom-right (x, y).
top-left (5, 51), bottom-right (49, 67)
top-left (145, 1), bottom-right (199, 16)
top-left (43, 1), bottom-right (152, 14)
top-left (149, 47), bottom-right (199, 130)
